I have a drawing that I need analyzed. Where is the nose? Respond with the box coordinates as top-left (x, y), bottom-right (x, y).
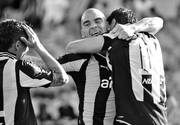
top-left (89, 27), bottom-right (99, 36)
top-left (90, 22), bottom-right (98, 28)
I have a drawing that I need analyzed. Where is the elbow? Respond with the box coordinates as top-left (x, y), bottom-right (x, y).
top-left (62, 74), bottom-right (69, 85)
top-left (52, 73), bottom-right (69, 86)
top-left (152, 17), bottom-right (164, 34)
top-left (58, 74), bottom-right (69, 85)
top-left (156, 17), bottom-right (163, 30)
top-left (65, 42), bottom-right (75, 54)
top-left (65, 43), bottom-right (71, 54)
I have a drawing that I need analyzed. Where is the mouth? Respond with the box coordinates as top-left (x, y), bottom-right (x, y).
top-left (90, 31), bottom-right (102, 37)
top-left (91, 32), bottom-right (100, 36)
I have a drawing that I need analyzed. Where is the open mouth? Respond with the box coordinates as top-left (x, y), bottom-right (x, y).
top-left (90, 31), bottom-right (103, 36)
top-left (89, 27), bottom-right (103, 37)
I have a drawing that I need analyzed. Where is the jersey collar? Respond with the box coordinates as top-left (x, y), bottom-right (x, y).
top-left (0, 52), bottom-right (16, 59)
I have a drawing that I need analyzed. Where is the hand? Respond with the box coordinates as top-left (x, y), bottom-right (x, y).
top-left (117, 24), bottom-right (135, 40)
top-left (104, 24), bottom-right (121, 39)
top-left (20, 24), bottom-right (41, 49)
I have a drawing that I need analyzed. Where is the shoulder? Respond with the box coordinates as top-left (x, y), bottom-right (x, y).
top-left (57, 53), bottom-right (91, 64)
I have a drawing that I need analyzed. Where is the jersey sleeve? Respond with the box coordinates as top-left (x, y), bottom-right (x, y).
top-left (57, 53), bottom-right (90, 73)
top-left (16, 60), bottom-right (53, 88)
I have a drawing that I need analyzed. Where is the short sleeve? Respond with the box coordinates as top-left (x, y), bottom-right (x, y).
top-left (58, 53), bottom-right (90, 73)
top-left (16, 60), bottom-right (53, 88)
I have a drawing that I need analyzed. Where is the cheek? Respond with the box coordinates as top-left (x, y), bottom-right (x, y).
top-left (99, 24), bottom-right (106, 31)
top-left (84, 29), bottom-right (89, 34)
top-left (81, 28), bottom-right (90, 37)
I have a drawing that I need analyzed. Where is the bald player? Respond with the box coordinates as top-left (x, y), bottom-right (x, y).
top-left (58, 8), bottom-right (116, 125)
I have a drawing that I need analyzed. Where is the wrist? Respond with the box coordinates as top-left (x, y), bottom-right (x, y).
top-left (33, 43), bottom-right (45, 53)
top-left (130, 24), bottom-right (137, 34)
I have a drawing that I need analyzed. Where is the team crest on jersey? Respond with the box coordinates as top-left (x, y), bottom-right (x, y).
top-left (142, 74), bottom-right (152, 85)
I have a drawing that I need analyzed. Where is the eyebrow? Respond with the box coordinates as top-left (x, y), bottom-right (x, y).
top-left (83, 20), bottom-right (90, 25)
top-left (95, 17), bottom-right (103, 22)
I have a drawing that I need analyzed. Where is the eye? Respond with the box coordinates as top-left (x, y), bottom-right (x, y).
top-left (83, 21), bottom-right (90, 27)
top-left (95, 18), bottom-right (103, 24)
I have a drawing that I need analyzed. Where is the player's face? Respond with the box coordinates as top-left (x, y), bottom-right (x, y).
top-left (81, 10), bottom-right (107, 38)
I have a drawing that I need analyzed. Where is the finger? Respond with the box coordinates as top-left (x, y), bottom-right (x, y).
top-left (110, 24), bottom-right (120, 34)
top-left (111, 29), bottom-right (120, 39)
top-left (24, 24), bottom-right (35, 35)
top-left (118, 33), bottom-right (128, 39)
top-left (118, 33), bottom-right (132, 40)
top-left (22, 24), bottom-right (34, 35)
top-left (22, 25), bottom-right (32, 36)
top-left (22, 25), bottom-right (34, 41)
top-left (20, 37), bottom-right (29, 45)
top-left (126, 37), bottom-right (131, 41)
top-left (26, 25), bottom-right (35, 35)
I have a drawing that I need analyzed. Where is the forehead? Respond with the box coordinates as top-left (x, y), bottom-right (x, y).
top-left (81, 9), bottom-right (105, 23)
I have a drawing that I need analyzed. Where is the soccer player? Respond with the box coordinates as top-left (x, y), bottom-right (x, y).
top-left (106, 8), bottom-right (167, 125)
top-left (58, 8), bottom-right (116, 125)
top-left (0, 19), bottom-right (69, 125)
top-left (66, 8), bottom-right (168, 125)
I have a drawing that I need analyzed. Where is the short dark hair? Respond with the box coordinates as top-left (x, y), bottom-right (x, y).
top-left (107, 8), bottom-right (137, 25)
top-left (0, 19), bottom-right (28, 51)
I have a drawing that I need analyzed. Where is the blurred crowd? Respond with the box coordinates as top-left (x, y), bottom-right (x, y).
top-left (1, 0), bottom-right (180, 125)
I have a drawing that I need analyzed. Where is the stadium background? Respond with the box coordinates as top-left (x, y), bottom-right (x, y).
top-left (1, 0), bottom-right (180, 124)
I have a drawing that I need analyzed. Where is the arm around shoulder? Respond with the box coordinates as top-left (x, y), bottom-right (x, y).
top-left (65, 36), bottom-right (105, 54)
top-left (132, 17), bottom-right (164, 35)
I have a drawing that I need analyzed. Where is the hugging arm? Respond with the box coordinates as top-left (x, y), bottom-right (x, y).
top-left (66, 17), bottom-right (164, 54)
top-left (130, 17), bottom-right (163, 35)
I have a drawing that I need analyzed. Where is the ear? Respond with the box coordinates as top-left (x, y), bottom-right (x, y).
top-left (106, 21), bottom-right (111, 32)
top-left (15, 40), bottom-right (22, 51)
top-left (109, 19), bottom-right (116, 31)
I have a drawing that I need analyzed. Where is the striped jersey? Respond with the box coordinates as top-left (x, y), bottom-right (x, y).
top-left (58, 53), bottom-right (115, 125)
top-left (0, 52), bottom-right (52, 125)
top-left (108, 33), bottom-right (168, 125)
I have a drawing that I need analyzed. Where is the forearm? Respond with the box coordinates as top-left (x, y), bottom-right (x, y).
top-left (21, 24), bottom-right (69, 86)
top-left (34, 44), bottom-right (69, 85)
top-left (132, 17), bottom-right (163, 35)
top-left (65, 35), bottom-right (104, 54)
